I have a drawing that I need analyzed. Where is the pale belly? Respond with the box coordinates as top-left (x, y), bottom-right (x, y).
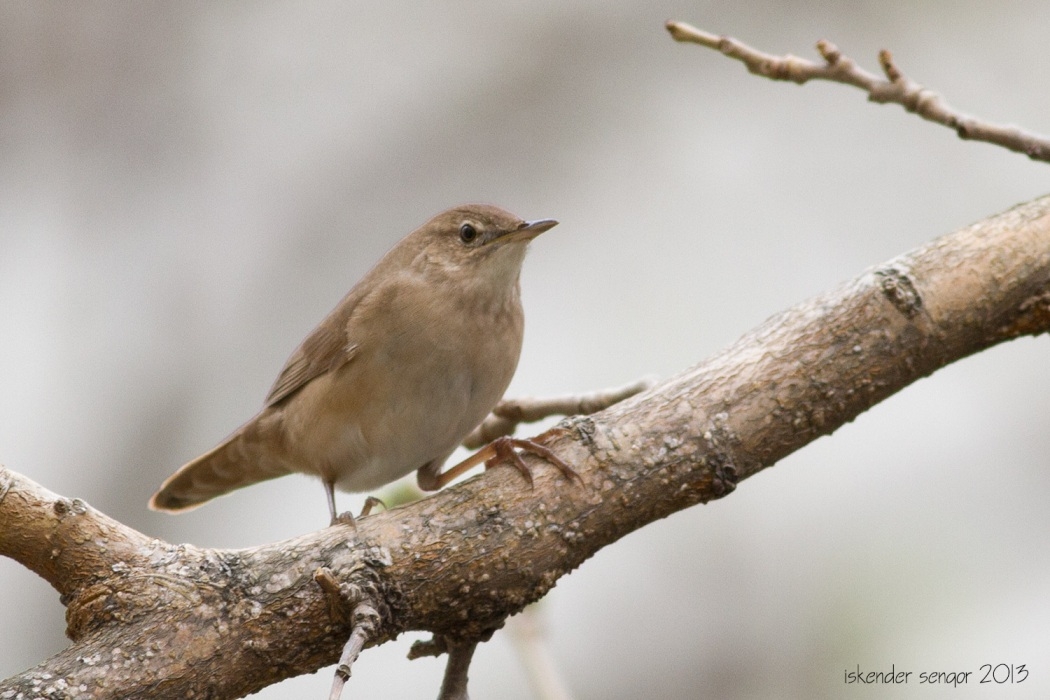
top-left (279, 328), bottom-right (517, 492)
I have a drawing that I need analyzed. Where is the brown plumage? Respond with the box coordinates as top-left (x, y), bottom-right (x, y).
top-left (149, 204), bottom-right (557, 522)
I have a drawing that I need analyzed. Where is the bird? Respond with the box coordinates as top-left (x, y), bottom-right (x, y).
top-left (149, 204), bottom-right (577, 525)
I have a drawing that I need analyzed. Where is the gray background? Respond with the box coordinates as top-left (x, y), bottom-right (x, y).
top-left (2, 2), bottom-right (1049, 698)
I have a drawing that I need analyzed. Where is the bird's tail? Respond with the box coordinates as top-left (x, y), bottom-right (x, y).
top-left (149, 427), bottom-right (294, 512)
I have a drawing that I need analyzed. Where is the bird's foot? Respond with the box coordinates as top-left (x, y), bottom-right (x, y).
top-left (483, 436), bottom-right (582, 488)
top-left (359, 496), bottom-right (386, 518)
top-left (332, 511), bottom-right (357, 528)
top-left (330, 497), bottom-right (386, 528)
top-left (423, 434), bottom-right (580, 490)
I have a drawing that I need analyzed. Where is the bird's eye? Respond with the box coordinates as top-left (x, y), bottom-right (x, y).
top-left (459, 223), bottom-right (478, 243)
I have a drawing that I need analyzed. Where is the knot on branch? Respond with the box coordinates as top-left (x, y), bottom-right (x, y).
top-left (52, 497), bottom-right (89, 518)
top-left (875, 265), bottom-right (924, 318)
top-left (699, 417), bottom-right (739, 500)
top-left (314, 544), bottom-right (400, 632)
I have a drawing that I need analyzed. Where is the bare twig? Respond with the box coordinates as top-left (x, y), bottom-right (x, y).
top-left (437, 641), bottom-right (478, 700)
top-left (327, 623), bottom-right (369, 700)
top-left (665, 20), bottom-right (1050, 163)
top-left (462, 376), bottom-right (656, 448)
top-left (315, 567), bottom-right (382, 700)
top-left (407, 635), bottom-right (448, 661)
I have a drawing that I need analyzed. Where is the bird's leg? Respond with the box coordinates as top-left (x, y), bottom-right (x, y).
top-left (325, 480), bottom-right (386, 527)
top-left (421, 436), bottom-right (581, 491)
top-left (325, 479), bottom-right (339, 524)
top-left (325, 479), bottom-right (358, 528)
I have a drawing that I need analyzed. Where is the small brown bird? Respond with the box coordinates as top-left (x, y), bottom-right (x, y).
top-left (150, 204), bottom-right (575, 524)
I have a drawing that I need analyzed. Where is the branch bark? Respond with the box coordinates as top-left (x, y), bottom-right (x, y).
top-left (2, 192), bottom-right (1050, 697)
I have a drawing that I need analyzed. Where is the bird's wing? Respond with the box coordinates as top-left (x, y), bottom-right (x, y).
top-left (264, 293), bottom-right (363, 407)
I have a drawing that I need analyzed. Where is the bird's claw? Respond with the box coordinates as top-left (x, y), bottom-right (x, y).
top-left (484, 436), bottom-right (582, 487)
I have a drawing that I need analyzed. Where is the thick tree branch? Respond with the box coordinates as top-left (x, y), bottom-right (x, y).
top-left (665, 20), bottom-right (1050, 163)
top-left (3, 194), bottom-right (1050, 697)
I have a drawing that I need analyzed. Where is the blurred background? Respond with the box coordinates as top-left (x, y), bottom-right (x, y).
top-left (2, 2), bottom-right (1050, 698)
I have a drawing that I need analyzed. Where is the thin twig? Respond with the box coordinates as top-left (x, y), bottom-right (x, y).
top-left (665, 20), bottom-right (1050, 163)
top-left (328, 624), bottom-right (370, 700)
top-left (436, 641), bottom-right (478, 700)
top-left (462, 376), bottom-right (656, 449)
top-left (315, 567), bottom-right (381, 700)
top-left (407, 635), bottom-right (448, 660)
top-left (315, 567), bottom-right (350, 624)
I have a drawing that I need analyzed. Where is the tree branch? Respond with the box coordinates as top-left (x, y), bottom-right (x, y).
top-left (436, 640), bottom-right (477, 700)
top-left (3, 193), bottom-right (1050, 696)
top-left (462, 377), bottom-right (656, 449)
top-left (665, 20), bottom-right (1050, 163)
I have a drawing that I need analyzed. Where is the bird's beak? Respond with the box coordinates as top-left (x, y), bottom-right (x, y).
top-left (499, 218), bottom-right (559, 244)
